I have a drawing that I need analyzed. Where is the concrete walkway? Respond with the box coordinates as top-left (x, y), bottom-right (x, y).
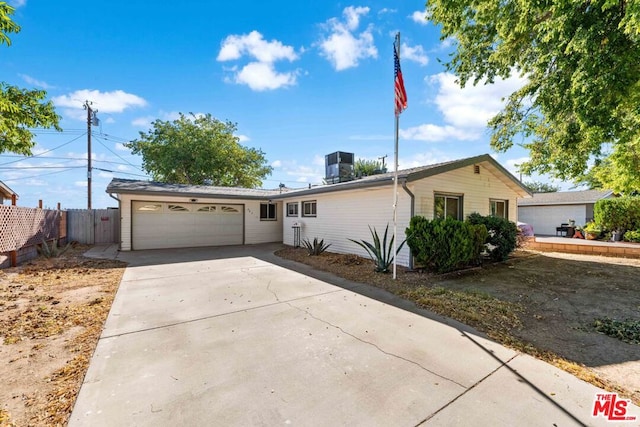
top-left (71, 244), bottom-right (640, 426)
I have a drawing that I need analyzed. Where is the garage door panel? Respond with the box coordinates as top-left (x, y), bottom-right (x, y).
top-left (132, 202), bottom-right (243, 250)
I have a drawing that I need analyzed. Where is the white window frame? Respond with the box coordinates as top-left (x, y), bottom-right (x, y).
top-left (434, 193), bottom-right (463, 220)
top-left (302, 200), bottom-right (317, 217)
top-left (286, 202), bottom-right (299, 217)
top-left (490, 199), bottom-right (509, 219)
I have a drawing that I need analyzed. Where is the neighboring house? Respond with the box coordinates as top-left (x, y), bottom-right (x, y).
top-left (106, 154), bottom-right (531, 267)
top-left (517, 189), bottom-right (615, 235)
top-left (0, 180), bottom-right (18, 205)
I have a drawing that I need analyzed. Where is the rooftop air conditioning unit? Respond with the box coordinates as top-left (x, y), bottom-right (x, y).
top-left (325, 151), bottom-right (354, 184)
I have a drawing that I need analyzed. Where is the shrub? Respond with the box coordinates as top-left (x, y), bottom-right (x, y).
top-left (594, 196), bottom-right (640, 231)
top-left (466, 213), bottom-right (518, 262)
top-left (301, 237), bottom-right (331, 256)
top-left (37, 238), bottom-right (72, 258)
top-left (406, 216), bottom-right (487, 273)
top-left (593, 317), bottom-right (640, 345)
top-left (349, 224), bottom-right (405, 273)
top-left (623, 230), bottom-right (640, 243)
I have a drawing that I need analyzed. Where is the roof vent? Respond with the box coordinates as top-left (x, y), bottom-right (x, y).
top-left (325, 151), bottom-right (354, 184)
top-left (474, 165), bottom-right (480, 174)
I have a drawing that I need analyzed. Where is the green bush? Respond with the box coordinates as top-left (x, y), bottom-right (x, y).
top-left (593, 317), bottom-right (640, 345)
top-left (623, 230), bottom-right (640, 242)
top-left (406, 216), bottom-right (487, 273)
top-left (594, 197), bottom-right (640, 231)
top-left (466, 213), bottom-right (518, 262)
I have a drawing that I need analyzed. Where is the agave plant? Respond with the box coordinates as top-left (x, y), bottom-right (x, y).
top-left (349, 224), bottom-right (405, 273)
top-left (37, 238), bottom-right (72, 258)
top-left (302, 237), bottom-right (332, 256)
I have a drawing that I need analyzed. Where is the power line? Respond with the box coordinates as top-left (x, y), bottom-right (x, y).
top-left (0, 154), bottom-right (139, 167)
top-left (1, 168), bottom-right (80, 182)
top-left (92, 134), bottom-right (143, 171)
top-left (0, 133), bottom-right (87, 166)
top-left (0, 165), bottom-right (84, 170)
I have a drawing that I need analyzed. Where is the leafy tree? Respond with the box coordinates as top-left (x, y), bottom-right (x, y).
top-left (574, 143), bottom-right (640, 194)
top-left (425, 0), bottom-right (640, 182)
top-left (0, 2), bottom-right (61, 155)
top-left (523, 181), bottom-right (559, 193)
top-left (1, 2), bottom-right (20, 46)
top-left (126, 113), bottom-right (273, 187)
top-left (354, 158), bottom-right (385, 176)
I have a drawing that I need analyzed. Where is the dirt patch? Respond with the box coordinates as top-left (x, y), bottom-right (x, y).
top-left (275, 247), bottom-right (640, 404)
top-left (0, 247), bottom-right (126, 426)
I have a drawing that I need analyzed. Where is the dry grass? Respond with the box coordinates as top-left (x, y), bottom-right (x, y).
top-left (0, 247), bottom-right (125, 426)
top-left (275, 247), bottom-right (638, 405)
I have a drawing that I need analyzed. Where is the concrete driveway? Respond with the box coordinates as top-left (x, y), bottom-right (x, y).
top-left (69, 244), bottom-right (639, 426)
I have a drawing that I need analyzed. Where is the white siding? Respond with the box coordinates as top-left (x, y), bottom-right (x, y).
top-left (410, 163), bottom-right (519, 222)
top-left (281, 186), bottom-right (413, 267)
top-left (117, 194), bottom-right (281, 251)
top-left (244, 200), bottom-right (283, 244)
top-left (518, 205), bottom-right (587, 236)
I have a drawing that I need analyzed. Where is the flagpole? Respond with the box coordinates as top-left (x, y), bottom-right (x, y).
top-left (392, 32), bottom-right (400, 280)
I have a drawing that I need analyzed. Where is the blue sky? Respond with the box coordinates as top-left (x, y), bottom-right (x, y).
top-left (1, 0), bottom-right (560, 209)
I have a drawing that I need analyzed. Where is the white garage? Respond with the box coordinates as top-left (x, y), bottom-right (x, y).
top-left (131, 201), bottom-right (244, 250)
top-left (517, 189), bottom-right (614, 235)
top-left (107, 179), bottom-right (284, 251)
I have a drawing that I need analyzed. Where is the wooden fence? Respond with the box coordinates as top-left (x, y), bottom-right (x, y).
top-left (0, 205), bottom-right (66, 268)
top-left (66, 209), bottom-right (120, 245)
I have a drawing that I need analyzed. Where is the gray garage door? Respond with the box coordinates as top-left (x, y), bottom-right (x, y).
top-left (132, 201), bottom-right (243, 250)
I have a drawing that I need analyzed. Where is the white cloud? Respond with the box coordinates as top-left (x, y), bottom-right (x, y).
top-left (378, 8), bottom-right (397, 15)
top-left (131, 111), bottom-right (182, 128)
top-left (400, 72), bottom-right (527, 143)
top-left (74, 181), bottom-right (87, 188)
top-left (411, 10), bottom-right (428, 25)
top-left (399, 152), bottom-right (452, 169)
top-left (53, 90), bottom-right (147, 117)
top-left (217, 31), bottom-right (298, 63)
top-left (400, 124), bottom-right (477, 142)
top-left (237, 134), bottom-right (250, 142)
top-left (431, 72), bottom-right (526, 128)
top-left (9, 0), bottom-right (26, 7)
top-left (217, 31), bottom-right (299, 91)
top-left (115, 143), bottom-right (129, 151)
top-left (19, 74), bottom-right (53, 89)
top-left (234, 62), bottom-right (297, 91)
top-left (271, 160), bottom-right (282, 168)
top-left (401, 43), bottom-right (428, 66)
top-left (319, 7), bottom-right (377, 71)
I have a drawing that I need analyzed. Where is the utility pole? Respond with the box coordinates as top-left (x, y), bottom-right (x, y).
top-left (84, 101), bottom-right (98, 209)
top-left (378, 154), bottom-right (388, 169)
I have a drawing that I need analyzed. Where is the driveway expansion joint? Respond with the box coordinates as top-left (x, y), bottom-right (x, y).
top-left (415, 354), bottom-right (519, 426)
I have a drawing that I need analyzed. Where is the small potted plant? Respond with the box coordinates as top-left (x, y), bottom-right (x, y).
top-left (583, 221), bottom-right (602, 240)
top-left (568, 218), bottom-right (575, 227)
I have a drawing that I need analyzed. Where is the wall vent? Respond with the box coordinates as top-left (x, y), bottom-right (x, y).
top-left (474, 165), bottom-right (480, 174)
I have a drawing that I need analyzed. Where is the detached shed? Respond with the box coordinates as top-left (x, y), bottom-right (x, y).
top-left (517, 190), bottom-right (614, 235)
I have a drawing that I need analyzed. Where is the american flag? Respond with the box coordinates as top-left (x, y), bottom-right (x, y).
top-left (394, 35), bottom-right (407, 116)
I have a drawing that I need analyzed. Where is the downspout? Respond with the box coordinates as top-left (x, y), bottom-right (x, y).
top-left (401, 179), bottom-right (415, 270)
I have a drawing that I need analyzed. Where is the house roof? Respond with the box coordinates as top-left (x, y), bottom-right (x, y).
top-left (106, 154), bottom-right (531, 200)
top-left (517, 189), bottom-right (614, 206)
top-left (0, 180), bottom-right (18, 200)
top-left (275, 154), bottom-right (531, 198)
top-left (106, 179), bottom-right (283, 200)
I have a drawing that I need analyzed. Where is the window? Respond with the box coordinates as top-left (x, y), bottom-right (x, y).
top-left (287, 202), bottom-right (299, 217)
top-left (168, 204), bottom-right (189, 212)
top-left (197, 205), bottom-right (217, 212)
top-left (434, 194), bottom-right (462, 220)
top-left (302, 200), bottom-right (317, 217)
top-left (221, 206), bottom-right (239, 213)
top-left (260, 203), bottom-right (277, 220)
top-left (490, 199), bottom-right (508, 219)
top-left (136, 203), bottom-right (162, 212)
